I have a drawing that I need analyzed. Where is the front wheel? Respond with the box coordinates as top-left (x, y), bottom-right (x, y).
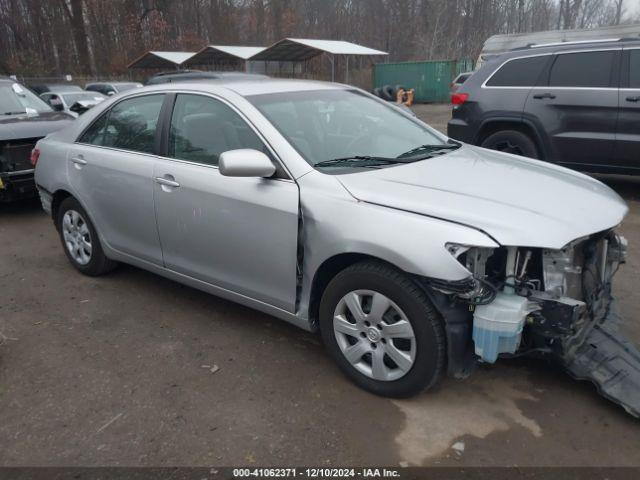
top-left (319, 261), bottom-right (446, 397)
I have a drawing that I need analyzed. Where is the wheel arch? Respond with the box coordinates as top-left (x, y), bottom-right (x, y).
top-left (51, 189), bottom-right (74, 225)
top-left (308, 253), bottom-right (401, 329)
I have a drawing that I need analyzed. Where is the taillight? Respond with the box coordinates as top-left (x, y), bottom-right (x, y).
top-left (451, 92), bottom-right (468, 105)
top-left (30, 148), bottom-right (40, 166)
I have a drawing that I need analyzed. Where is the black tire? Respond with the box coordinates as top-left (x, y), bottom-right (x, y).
top-left (319, 260), bottom-right (446, 398)
top-left (56, 196), bottom-right (117, 276)
top-left (480, 130), bottom-right (539, 159)
top-left (381, 84), bottom-right (396, 101)
top-left (372, 87), bottom-right (383, 98)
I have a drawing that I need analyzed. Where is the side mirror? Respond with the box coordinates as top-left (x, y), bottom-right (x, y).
top-left (107, 91), bottom-right (115, 96)
top-left (219, 149), bottom-right (276, 178)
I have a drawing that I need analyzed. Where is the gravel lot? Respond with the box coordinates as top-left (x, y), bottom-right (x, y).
top-left (1, 104), bottom-right (639, 467)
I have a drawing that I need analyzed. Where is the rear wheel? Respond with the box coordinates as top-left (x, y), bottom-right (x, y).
top-left (56, 197), bottom-right (117, 276)
top-left (480, 130), bottom-right (539, 159)
top-left (319, 261), bottom-right (446, 397)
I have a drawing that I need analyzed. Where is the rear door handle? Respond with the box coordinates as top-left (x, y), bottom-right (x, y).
top-left (533, 93), bottom-right (556, 100)
top-left (155, 176), bottom-right (180, 188)
top-left (70, 156), bottom-right (87, 165)
top-left (626, 96), bottom-right (640, 102)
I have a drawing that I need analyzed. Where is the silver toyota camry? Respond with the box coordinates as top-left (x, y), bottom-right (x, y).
top-left (33, 79), bottom-right (639, 416)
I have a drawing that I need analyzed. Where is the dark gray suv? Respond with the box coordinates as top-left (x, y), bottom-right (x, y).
top-left (447, 39), bottom-right (640, 175)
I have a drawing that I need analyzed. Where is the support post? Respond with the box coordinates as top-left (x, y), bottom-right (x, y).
top-left (345, 55), bottom-right (349, 84)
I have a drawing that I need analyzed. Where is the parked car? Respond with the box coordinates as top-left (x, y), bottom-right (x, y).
top-left (28, 83), bottom-right (84, 95)
top-left (145, 70), bottom-right (267, 85)
top-left (85, 81), bottom-right (142, 96)
top-left (448, 38), bottom-right (640, 175)
top-left (40, 91), bottom-right (107, 117)
top-left (450, 71), bottom-right (473, 94)
top-left (0, 78), bottom-right (73, 202)
top-left (33, 79), bottom-right (638, 416)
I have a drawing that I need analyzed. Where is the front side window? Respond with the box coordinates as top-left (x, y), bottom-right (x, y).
top-left (248, 89), bottom-right (453, 170)
top-left (79, 94), bottom-right (164, 154)
top-left (629, 50), bottom-right (640, 89)
top-left (169, 94), bottom-right (266, 166)
top-left (548, 51), bottom-right (615, 88)
top-left (486, 55), bottom-right (550, 87)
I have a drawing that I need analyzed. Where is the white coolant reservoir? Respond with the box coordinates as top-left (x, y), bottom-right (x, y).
top-left (472, 292), bottom-right (537, 363)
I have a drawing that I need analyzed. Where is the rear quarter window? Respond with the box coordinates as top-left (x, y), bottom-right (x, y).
top-left (485, 55), bottom-right (550, 87)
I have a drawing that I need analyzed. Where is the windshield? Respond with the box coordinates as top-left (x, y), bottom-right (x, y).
top-left (61, 92), bottom-right (106, 104)
top-left (248, 89), bottom-right (452, 169)
top-left (1, 83), bottom-right (53, 114)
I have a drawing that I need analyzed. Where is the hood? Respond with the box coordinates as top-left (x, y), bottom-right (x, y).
top-left (0, 111), bottom-right (74, 142)
top-left (336, 145), bottom-right (628, 249)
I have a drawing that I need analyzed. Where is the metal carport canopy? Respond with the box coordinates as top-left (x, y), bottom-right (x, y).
top-left (185, 45), bottom-right (266, 66)
top-left (127, 51), bottom-right (196, 69)
top-left (250, 38), bottom-right (387, 61)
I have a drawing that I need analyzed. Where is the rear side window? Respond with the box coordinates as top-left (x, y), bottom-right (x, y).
top-left (79, 94), bottom-right (164, 154)
top-left (486, 55), bottom-right (549, 87)
top-left (629, 50), bottom-right (640, 88)
top-left (548, 51), bottom-right (615, 88)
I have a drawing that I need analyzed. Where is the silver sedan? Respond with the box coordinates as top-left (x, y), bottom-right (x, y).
top-left (33, 79), bottom-right (637, 415)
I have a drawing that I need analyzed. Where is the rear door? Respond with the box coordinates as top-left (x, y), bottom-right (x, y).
top-left (523, 49), bottom-right (620, 169)
top-left (614, 47), bottom-right (640, 173)
top-left (67, 93), bottom-right (166, 265)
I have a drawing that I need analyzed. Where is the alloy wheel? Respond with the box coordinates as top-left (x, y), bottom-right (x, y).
top-left (62, 210), bottom-right (92, 265)
top-left (493, 140), bottom-right (524, 155)
top-left (333, 289), bottom-right (416, 381)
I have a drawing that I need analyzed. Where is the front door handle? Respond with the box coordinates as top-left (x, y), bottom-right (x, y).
top-left (533, 92), bottom-right (556, 100)
top-left (155, 176), bottom-right (180, 188)
top-left (626, 96), bottom-right (640, 103)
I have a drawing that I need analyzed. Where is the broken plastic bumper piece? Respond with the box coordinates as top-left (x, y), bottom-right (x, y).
top-left (562, 299), bottom-right (640, 418)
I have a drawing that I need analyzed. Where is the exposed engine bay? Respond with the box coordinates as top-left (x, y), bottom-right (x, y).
top-left (427, 230), bottom-right (640, 417)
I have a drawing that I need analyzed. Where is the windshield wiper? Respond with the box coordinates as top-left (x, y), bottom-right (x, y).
top-left (3, 111), bottom-right (27, 116)
top-left (396, 143), bottom-right (460, 159)
top-left (315, 156), bottom-right (403, 168)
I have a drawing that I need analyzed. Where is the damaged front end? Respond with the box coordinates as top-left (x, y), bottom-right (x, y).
top-left (0, 138), bottom-right (40, 202)
top-left (428, 231), bottom-right (640, 418)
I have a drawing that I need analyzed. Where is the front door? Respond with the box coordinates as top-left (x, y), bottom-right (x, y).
top-left (523, 49), bottom-right (620, 169)
top-left (153, 93), bottom-right (300, 312)
top-left (67, 93), bottom-right (166, 265)
top-left (614, 47), bottom-right (640, 173)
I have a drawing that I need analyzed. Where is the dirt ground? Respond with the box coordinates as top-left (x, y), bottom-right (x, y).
top-left (1, 104), bottom-right (639, 467)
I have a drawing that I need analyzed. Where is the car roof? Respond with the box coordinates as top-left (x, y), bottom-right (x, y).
top-left (60, 91), bottom-right (105, 96)
top-left (146, 71), bottom-right (268, 84)
top-left (495, 37), bottom-right (640, 63)
top-left (136, 78), bottom-right (349, 97)
top-left (87, 81), bottom-right (139, 85)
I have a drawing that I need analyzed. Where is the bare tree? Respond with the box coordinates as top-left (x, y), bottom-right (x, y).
top-left (0, 0), bottom-right (633, 77)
